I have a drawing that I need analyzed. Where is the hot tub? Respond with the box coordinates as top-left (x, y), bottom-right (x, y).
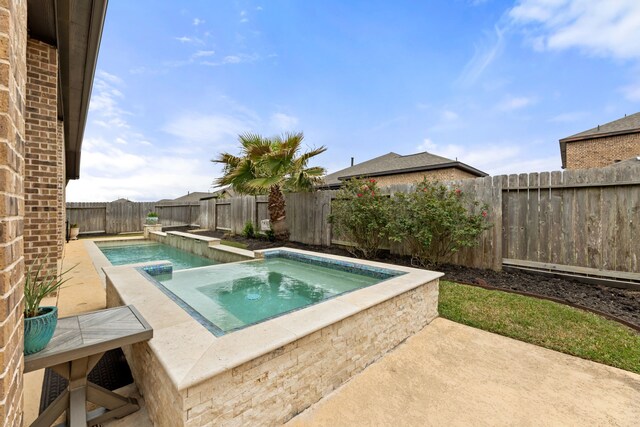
top-left (105, 248), bottom-right (441, 426)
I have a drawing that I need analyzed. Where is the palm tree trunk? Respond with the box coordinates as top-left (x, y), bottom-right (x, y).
top-left (268, 184), bottom-right (289, 240)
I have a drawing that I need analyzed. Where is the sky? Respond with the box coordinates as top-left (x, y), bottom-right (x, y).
top-left (66, 0), bottom-right (640, 202)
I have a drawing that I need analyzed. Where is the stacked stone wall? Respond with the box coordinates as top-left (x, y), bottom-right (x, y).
top-left (108, 277), bottom-right (439, 426)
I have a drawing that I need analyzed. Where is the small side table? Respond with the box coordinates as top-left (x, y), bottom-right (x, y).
top-left (24, 305), bottom-right (153, 427)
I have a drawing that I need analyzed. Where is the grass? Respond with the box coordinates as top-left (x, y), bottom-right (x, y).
top-left (438, 280), bottom-right (640, 374)
top-left (220, 240), bottom-right (249, 249)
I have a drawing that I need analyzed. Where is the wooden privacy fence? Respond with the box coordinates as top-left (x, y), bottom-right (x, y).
top-left (501, 164), bottom-right (639, 273)
top-left (66, 201), bottom-right (200, 234)
top-left (68, 162), bottom-right (639, 274)
top-left (198, 196), bottom-right (270, 235)
top-left (195, 162), bottom-right (639, 274)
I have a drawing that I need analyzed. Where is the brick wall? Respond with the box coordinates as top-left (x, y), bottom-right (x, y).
top-left (24, 38), bottom-right (63, 274)
top-left (0, 1), bottom-right (27, 426)
top-left (371, 167), bottom-right (478, 187)
top-left (565, 133), bottom-right (640, 169)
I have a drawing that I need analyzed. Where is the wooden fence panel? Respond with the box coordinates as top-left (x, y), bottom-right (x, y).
top-left (286, 191), bottom-right (333, 246)
top-left (66, 202), bottom-right (106, 233)
top-left (256, 196), bottom-right (269, 229)
top-left (502, 163), bottom-right (640, 273)
top-left (215, 202), bottom-right (231, 230)
top-left (155, 203), bottom-right (199, 227)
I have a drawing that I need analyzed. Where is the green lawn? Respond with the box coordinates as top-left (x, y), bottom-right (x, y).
top-left (438, 280), bottom-right (640, 374)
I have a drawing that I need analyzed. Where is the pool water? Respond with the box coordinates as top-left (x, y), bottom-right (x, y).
top-left (98, 242), bottom-right (217, 270)
top-left (153, 256), bottom-right (399, 335)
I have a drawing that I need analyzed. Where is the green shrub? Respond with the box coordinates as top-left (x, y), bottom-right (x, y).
top-left (328, 178), bottom-right (392, 259)
top-left (242, 221), bottom-right (255, 238)
top-left (265, 229), bottom-right (276, 242)
top-left (24, 257), bottom-right (76, 318)
top-left (389, 179), bottom-right (492, 267)
top-left (147, 212), bottom-right (158, 218)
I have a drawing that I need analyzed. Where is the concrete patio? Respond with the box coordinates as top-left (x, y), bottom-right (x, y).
top-left (24, 239), bottom-right (640, 426)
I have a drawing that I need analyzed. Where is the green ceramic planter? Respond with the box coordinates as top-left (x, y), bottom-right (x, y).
top-left (145, 217), bottom-right (159, 225)
top-left (24, 306), bottom-right (58, 355)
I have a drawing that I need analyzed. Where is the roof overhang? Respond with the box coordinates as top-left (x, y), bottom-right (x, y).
top-left (27, 0), bottom-right (108, 180)
top-left (559, 128), bottom-right (640, 169)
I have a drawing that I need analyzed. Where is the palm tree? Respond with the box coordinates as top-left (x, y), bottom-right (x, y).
top-left (212, 132), bottom-right (327, 239)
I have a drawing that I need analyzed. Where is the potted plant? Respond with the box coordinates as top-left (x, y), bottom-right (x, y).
top-left (69, 223), bottom-right (80, 240)
top-left (145, 212), bottom-right (159, 225)
top-left (23, 259), bottom-right (75, 355)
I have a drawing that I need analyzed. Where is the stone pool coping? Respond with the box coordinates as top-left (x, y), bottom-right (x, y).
top-left (84, 237), bottom-right (146, 284)
top-left (105, 247), bottom-right (443, 392)
top-left (85, 233), bottom-right (255, 285)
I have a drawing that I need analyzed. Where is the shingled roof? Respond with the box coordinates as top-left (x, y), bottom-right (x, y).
top-left (559, 112), bottom-right (640, 168)
top-left (322, 151), bottom-right (488, 187)
top-left (157, 192), bottom-right (213, 204)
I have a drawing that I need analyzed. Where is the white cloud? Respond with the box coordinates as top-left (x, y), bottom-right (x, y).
top-left (71, 72), bottom-right (226, 202)
top-left (89, 71), bottom-right (132, 128)
top-left (192, 50), bottom-right (215, 58)
top-left (621, 81), bottom-right (640, 101)
top-left (549, 111), bottom-right (588, 123)
top-left (256, 6), bottom-right (263, 11)
top-left (175, 36), bottom-right (204, 45)
top-left (497, 95), bottom-right (535, 111)
top-left (509, 0), bottom-right (640, 60)
top-left (163, 114), bottom-right (253, 146)
top-left (202, 54), bottom-right (260, 66)
top-left (270, 113), bottom-right (299, 131)
top-left (66, 152), bottom-right (216, 202)
top-left (80, 138), bottom-right (146, 175)
top-left (441, 110), bottom-right (459, 121)
top-left (193, 18), bottom-right (204, 26)
top-left (97, 70), bottom-right (123, 85)
top-left (458, 26), bottom-right (505, 86)
top-left (416, 137), bottom-right (558, 175)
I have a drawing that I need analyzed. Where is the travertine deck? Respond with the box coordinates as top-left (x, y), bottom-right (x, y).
top-left (24, 239), bottom-right (640, 426)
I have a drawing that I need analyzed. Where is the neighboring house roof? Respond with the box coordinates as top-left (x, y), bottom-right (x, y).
top-left (200, 186), bottom-right (237, 201)
top-left (322, 152), bottom-right (488, 187)
top-left (559, 112), bottom-right (640, 169)
top-left (111, 198), bottom-right (132, 203)
top-left (158, 192), bottom-right (213, 204)
top-left (27, 0), bottom-right (109, 180)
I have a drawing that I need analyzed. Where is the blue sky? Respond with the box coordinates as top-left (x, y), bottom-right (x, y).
top-left (66, 0), bottom-right (640, 201)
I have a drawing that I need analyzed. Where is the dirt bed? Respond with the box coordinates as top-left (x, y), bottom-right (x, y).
top-left (194, 230), bottom-right (640, 328)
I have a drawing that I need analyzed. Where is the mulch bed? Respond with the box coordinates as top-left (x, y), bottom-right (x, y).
top-left (194, 230), bottom-right (640, 329)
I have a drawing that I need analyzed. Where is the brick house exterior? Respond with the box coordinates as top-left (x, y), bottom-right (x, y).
top-left (25, 39), bottom-right (66, 274)
top-left (322, 152), bottom-right (487, 189)
top-left (0, 1), bottom-right (106, 424)
top-left (0, 2), bottom-right (28, 424)
top-left (560, 112), bottom-right (640, 169)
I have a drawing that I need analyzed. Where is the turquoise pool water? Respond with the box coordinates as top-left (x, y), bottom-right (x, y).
top-left (149, 253), bottom-right (402, 335)
top-left (97, 241), bottom-right (217, 270)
